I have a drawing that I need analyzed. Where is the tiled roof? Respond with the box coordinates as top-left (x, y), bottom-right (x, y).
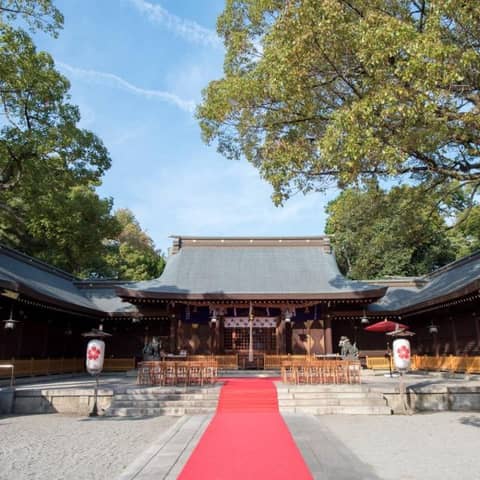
top-left (120, 238), bottom-right (387, 299)
top-left (369, 251), bottom-right (480, 314)
top-left (0, 245), bottom-right (102, 315)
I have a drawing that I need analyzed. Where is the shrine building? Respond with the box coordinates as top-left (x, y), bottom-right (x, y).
top-left (0, 236), bottom-right (479, 369)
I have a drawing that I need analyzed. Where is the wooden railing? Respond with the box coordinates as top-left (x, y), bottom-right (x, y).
top-left (214, 355), bottom-right (238, 370)
top-left (0, 357), bottom-right (138, 378)
top-left (412, 355), bottom-right (480, 374)
top-left (103, 357), bottom-right (136, 372)
top-left (365, 355), bottom-right (480, 374)
top-left (187, 355), bottom-right (238, 370)
top-left (366, 356), bottom-right (394, 370)
top-left (0, 358), bottom-right (84, 377)
top-left (264, 354), bottom-right (311, 369)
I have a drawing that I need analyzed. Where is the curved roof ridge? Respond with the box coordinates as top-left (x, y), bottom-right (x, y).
top-left (0, 244), bottom-right (77, 281)
top-left (424, 250), bottom-right (480, 281)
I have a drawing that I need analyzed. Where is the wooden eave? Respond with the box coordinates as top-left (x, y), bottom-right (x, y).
top-left (116, 286), bottom-right (388, 303)
top-left (1, 279), bottom-right (104, 318)
top-left (373, 280), bottom-right (480, 318)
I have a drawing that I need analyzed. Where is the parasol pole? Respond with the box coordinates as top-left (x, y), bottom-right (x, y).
top-left (386, 340), bottom-right (393, 378)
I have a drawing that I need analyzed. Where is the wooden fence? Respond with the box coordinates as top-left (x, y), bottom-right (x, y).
top-left (0, 358), bottom-right (84, 377)
top-left (103, 357), bottom-right (136, 372)
top-left (264, 354), bottom-right (312, 369)
top-left (0, 357), bottom-right (137, 378)
top-left (187, 355), bottom-right (238, 370)
top-left (365, 355), bottom-right (480, 374)
top-left (365, 356), bottom-right (394, 370)
top-left (412, 355), bottom-right (480, 374)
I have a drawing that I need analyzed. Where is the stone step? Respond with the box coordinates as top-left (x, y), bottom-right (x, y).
top-left (277, 391), bottom-right (379, 400)
top-left (113, 393), bottom-right (220, 401)
top-left (111, 399), bottom-right (219, 408)
top-left (278, 397), bottom-right (387, 407)
top-left (106, 406), bottom-right (216, 417)
top-left (280, 405), bottom-right (392, 415)
top-left (277, 385), bottom-right (371, 393)
top-left (122, 387), bottom-right (222, 395)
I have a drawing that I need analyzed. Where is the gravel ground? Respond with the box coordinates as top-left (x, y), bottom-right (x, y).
top-left (319, 412), bottom-right (480, 480)
top-left (0, 414), bottom-right (177, 480)
top-left (1, 411), bottom-right (479, 480)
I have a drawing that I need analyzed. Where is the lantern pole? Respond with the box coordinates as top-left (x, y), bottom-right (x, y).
top-left (90, 374), bottom-right (99, 417)
top-left (82, 326), bottom-right (111, 418)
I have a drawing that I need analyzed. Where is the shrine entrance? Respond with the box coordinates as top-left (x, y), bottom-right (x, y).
top-left (223, 317), bottom-right (278, 369)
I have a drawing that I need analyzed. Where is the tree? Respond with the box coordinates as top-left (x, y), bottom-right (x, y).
top-left (198, 1), bottom-right (480, 205)
top-left (0, 1), bottom-right (121, 276)
top-left (325, 183), bottom-right (456, 279)
top-left (0, 0), bottom-right (63, 37)
top-left (0, 1), bottom-right (110, 205)
top-left (101, 209), bottom-right (165, 281)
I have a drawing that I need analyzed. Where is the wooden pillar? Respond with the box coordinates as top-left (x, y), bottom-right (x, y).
top-left (42, 319), bottom-right (50, 357)
top-left (285, 321), bottom-right (292, 354)
top-left (214, 319), bottom-right (221, 354)
top-left (450, 316), bottom-right (458, 355)
top-left (218, 317), bottom-right (224, 354)
top-left (325, 316), bottom-right (333, 354)
top-left (210, 321), bottom-right (217, 354)
top-left (177, 318), bottom-right (183, 352)
top-left (276, 320), bottom-right (283, 355)
top-left (473, 313), bottom-right (480, 352)
top-left (433, 330), bottom-right (440, 356)
top-left (169, 316), bottom-right (176, 353)
top-left (16, 322), bottom-right (24, 358)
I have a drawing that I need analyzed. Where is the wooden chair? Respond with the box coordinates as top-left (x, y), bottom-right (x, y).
top-left (295, 364), bottom-right (310, 384)
top-left (150, 362), bottom-right (164, 385)
top-left (164, 362), bottom-right (177, 386)
top-left (137, 361), bottom-right (154, 385)
top-left (187, 361), bottom-right (204, 386)
top-left (347, 361), bottom-right (361, 384)
top-left (176, 362), bottom-right (188, 386)
top-left (203, 361), bottom-right (218, 384)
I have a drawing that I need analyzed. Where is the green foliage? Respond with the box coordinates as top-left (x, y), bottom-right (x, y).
top-left (325, 183), bottom-right (457, 279)
top-left (0, 2), bottom-right (163, 281)
top-left (0, 15), bottom-right (110, 196)
top-left (0, 1), bottom-right (117, 275)
top-left (0, 0), bottom-right (63, 36)
top-left (100, 209), bottom-right (166, 281)
top-left (20, 186), bottom-right (120, 274)
top-left (198, 1), bottom-right (480, 205)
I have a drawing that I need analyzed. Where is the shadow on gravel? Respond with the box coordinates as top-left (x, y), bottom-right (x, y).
top-left (405, 380), bottom-right (444, 390)
top-left (458, 415), bottom-right (480, 428)
top-left (284, 414), bottom-right (382, 480)
top-left (78, 416), bottom-right (159, 422)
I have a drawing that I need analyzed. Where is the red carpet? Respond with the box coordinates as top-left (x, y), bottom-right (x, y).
top-left (178, 378), bottom-right (313, 480)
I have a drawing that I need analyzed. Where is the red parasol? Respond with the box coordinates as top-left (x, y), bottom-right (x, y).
top-left (364, 319), bottom-right (409, 333)
top-left (365, 319), bottom-right (410, 377)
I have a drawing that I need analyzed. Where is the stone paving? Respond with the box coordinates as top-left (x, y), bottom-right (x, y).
top-left (1, 371), bottom-right (480, 479)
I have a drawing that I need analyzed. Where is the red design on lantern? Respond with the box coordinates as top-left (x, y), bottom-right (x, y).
top-left (397, 345), bottom-right (410, 360)
top-left (87, 346), bottom-right (101, 360)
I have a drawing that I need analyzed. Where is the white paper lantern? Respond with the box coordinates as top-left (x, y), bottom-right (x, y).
top-left (393, 338), bottom-right (411, 371)
top-left (86, 339), bottom-right (105, 375)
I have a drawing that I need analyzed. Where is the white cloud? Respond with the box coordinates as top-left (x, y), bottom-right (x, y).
top-left (129, 0), bottom-right (222, 48)
top-left (57, 61), bottom-right (195, 113)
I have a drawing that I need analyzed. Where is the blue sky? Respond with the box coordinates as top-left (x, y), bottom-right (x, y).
top-left (35, 0), bottom-right (337, 253)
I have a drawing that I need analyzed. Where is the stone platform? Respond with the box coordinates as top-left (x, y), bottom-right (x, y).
top-left (2, 370), bottom-right (480, 416)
